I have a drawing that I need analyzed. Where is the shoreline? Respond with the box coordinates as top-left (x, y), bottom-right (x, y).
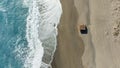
top-left (51, 0), bottom-right (85, 68)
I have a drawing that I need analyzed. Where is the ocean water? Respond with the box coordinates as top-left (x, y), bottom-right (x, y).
top-left (0, 0), bottom-right (62, 68)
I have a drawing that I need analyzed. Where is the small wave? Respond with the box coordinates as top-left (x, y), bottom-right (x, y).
top-left (23, 0), bottom-right (62, 68)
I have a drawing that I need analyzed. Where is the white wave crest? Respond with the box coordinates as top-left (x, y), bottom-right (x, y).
top-left (25, 0), bottom-right (44, 68)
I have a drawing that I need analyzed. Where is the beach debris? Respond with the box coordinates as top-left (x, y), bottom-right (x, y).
top-left (79, 24), bottom-right (88, 34)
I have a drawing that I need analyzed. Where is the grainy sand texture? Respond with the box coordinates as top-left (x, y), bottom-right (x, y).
top-left (52, 0), bottom-right (120, 68)
top-left (52, 0), bottom-right (84, 68)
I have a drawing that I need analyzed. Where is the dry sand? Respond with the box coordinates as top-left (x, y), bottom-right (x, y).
top-left (52, 0), bottom-right (120, 68)
top-left (88, 0), bottom-right (120, 68)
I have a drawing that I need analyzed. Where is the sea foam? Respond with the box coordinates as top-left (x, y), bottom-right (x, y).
top-left (23, 0), bottom-right (62, 68)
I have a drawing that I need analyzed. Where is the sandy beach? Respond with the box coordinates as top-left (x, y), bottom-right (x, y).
top-left (52, 0), bottom-right (120, 68)
top-left (51, 0), bottom-right (84, 68)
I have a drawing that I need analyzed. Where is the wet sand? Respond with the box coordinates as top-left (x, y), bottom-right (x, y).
top-left (51, 0), bottom-right (84, 68)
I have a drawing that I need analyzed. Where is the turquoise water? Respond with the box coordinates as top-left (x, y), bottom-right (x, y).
top-left (0, 0), bottom-right (29, 68)
top-left (0, 0), bottom-right (62, 68)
